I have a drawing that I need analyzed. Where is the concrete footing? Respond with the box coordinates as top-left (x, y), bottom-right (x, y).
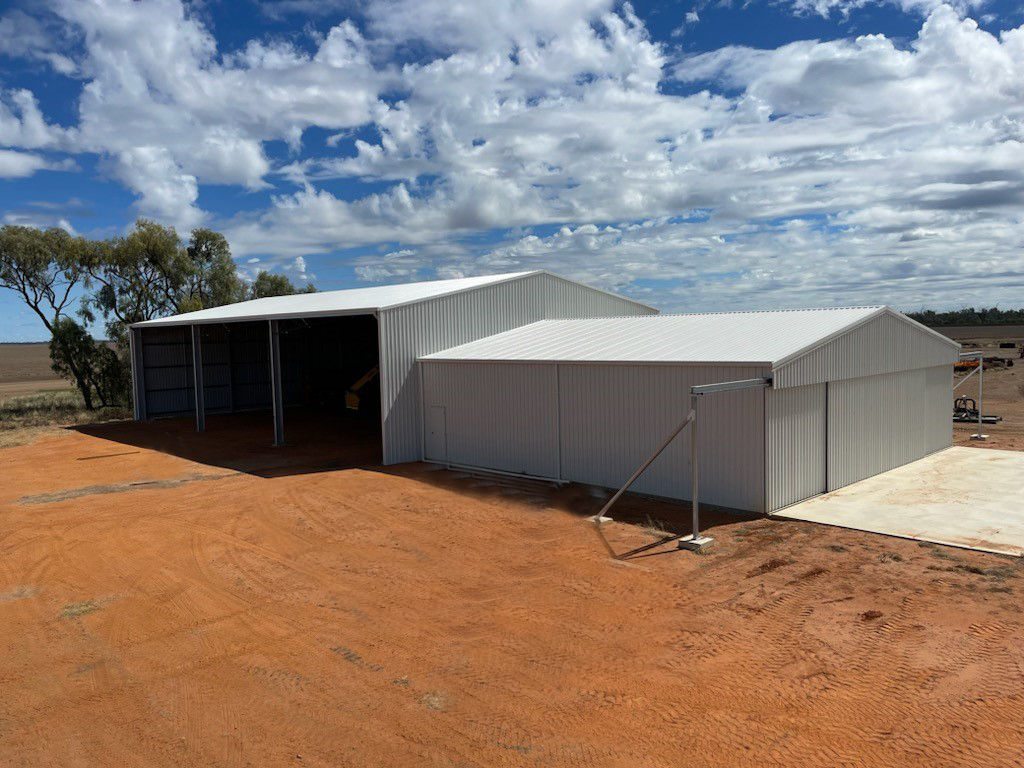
top-left (677, 535), bottom-right (713, 551)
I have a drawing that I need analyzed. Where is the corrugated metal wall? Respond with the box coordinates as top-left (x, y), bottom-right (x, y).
top-left (380, 273), bottom-right (654, 464)
top-left (198, 325), bottom-right (232, 412)
top-left (421, 362), bottom-right (560, 477)
top-left (226, 322), bottom-right (272, 411)
top-left (775, 311), bottom-right (959, 388)
top-left (421, 361), bottom-right (768, 512)
top-left (765, 383), bottom-right (826, 512)
top-left (140, 326), bottom-right (194, 416)
top-left (558, 364), bottom-right (767, 512)
top-left (542, 274), bottom-right (652, 319)
top-left (139, 322), bottom-right (271, 418)
top-left (827, 365), bottom-right (952, 491)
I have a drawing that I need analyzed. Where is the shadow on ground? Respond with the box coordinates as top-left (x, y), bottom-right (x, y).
top-left (73, 409), bottom-right (757, 543)
top-left (73, 407), bottom-right (383, 478)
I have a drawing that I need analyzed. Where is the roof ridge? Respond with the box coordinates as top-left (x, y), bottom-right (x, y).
top-left (537, 306), bottom-right (884, 320)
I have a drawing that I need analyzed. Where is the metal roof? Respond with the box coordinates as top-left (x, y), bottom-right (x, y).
top-left (133, 271), bottom-right (539, 328)
top-left (420, 306), bottom-right (951, 366)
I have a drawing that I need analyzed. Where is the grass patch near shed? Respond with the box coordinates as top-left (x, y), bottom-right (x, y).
top-left (0, 391), bottom-right (130, 439)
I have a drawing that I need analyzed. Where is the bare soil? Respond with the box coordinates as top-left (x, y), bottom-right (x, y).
top-left (2, 411), bottom-right (1023, 767)
top-left (0, 342), bottom-right (72, 397)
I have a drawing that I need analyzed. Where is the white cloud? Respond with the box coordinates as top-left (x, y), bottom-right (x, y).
top-left (0, 0), bottom-right (1022, 310)
top-left (0, 149), bottom-right (52, 179)
top-left (111, 146), bottom-right (202, 228)
top-left (0, 10), bottom-right (78, 75)
top-left (12, 0), bottom-right (390, 228)
top-left (784, 0), bottom-right (986, 18)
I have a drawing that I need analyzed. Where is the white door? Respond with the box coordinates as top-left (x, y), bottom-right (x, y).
top-left (424, 406), bottom-right (447, 463)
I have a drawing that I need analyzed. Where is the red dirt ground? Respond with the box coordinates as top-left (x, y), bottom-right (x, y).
top-left (2, 411), bottom-right (1024, 768)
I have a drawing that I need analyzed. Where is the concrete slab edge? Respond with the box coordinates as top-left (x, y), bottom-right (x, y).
top-left (770, 513), bottom-right (1024, 559)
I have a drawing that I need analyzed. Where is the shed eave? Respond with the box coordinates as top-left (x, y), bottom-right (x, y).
top-left (130, 306), bottom-right (379, 329)
top-left (418, 356), bottom-right (775, 367)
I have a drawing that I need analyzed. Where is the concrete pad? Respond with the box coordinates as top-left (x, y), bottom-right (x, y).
top-left (775, 447), bottom-right (1024, 557)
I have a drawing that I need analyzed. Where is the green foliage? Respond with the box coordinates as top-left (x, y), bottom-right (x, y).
top-left (908, 307), bottom-right (1024, 327)
top-left (82, 219), bottom-right (247, 346)
top-left (0, 225), bottom-right (91, 332)
top-left (185, 228), bottom-right (247, 311)
top-left (249, 270), bottom-right (317, 300)
top-left (1, 219), bottom-right (317, 415)
top-left (0, 225), bottom-right (101, 408)
top-left (49, 318), bottom-right (130, 408)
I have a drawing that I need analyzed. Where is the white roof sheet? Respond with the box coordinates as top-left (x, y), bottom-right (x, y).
top-left (133, 271), bottom-right (537, 328)
top-left (421, 306), bottom-right (895, 366)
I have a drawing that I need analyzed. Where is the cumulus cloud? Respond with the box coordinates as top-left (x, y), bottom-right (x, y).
top-left (12, 0), bottom-right (390, 228)
top-left (0, 0), bottom-right (1022, 310)
top-left (0, 10), bottom-right (78, 75)
top-left (0, 149), bottom-right (53, 179)
top-left (784, 0), bottom-right (986, 18)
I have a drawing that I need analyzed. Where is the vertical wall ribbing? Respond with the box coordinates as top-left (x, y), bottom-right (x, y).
top-left (379, 273), bottom-right (653, 464)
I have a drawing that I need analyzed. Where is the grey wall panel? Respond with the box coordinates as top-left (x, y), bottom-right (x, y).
top-left (924, 365), bottom-right (953, 452)
top-left (776, 312), bottom-right (959, 388)
top-left (543, 274), bottom-right (657, 320)
top-left (140, 326), bottom-right (194, 417)
top-left (558, 364), bottom-right (767, 512)
top-left (145, 388), bottom-right (193, 415)
top-left (765, 383), bottom-right (826, 512)
top-left (421, 362), bottom-right (560, 477)
top-left (827, 365), bottom-right (952, 491)
top-left (144, 366), bottom-right (192, 392)
top-left (380, 273), bottom-right (652, 464)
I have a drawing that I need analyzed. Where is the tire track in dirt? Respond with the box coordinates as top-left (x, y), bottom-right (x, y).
top-left (3, 428), bottom-right (1024, 767)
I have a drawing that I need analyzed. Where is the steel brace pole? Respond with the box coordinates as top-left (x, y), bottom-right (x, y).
top-left (591, 409), bottom-right (696, 524)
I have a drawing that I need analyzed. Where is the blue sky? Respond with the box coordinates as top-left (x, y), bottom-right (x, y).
top-left (1, 0), bottom-right (1023, 340)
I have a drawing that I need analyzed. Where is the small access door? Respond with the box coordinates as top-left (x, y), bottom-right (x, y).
top-left (424, 405), bottom-right (447, 463)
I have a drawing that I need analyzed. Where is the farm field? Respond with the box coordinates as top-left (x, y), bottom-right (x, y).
top-left (1, 409), bottom-right (1023, 767)
top-left (0, 342), bottom-right (74, 399)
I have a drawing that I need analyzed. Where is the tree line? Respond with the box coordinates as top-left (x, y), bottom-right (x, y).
top-left (0, 219), bottom-right (315, 411)
top-left (906, 307), bottom-right (1024, 328)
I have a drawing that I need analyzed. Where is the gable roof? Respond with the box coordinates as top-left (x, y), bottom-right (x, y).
top-left (420, 306), bottom-right (959, 366)
top-left (132, 271), bottom-right (539, 328)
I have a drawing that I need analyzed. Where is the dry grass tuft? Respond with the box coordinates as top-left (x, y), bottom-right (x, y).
top-left (60, 599), bottom-right (103, 620)
top-left (0, 391), bottom-right (129, 440)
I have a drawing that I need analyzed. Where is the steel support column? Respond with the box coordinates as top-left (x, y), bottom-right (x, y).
top-left (269, 319), bottom-right (284, 446)
top-left (191, 324), bottom-right (205, 432)
top-left (129, 326), bottom-right (147, 420)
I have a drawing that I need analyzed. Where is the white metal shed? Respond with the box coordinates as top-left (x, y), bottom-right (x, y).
top-left (419, 307), bottom-right (961, 513)
top-left (129, 271), bottom-right (655, 464)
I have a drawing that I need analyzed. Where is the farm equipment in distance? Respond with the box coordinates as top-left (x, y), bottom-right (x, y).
top-left (954, 356), bottom-right (1015, 372)
top-left (953, 396), bottom-right (1001, 425)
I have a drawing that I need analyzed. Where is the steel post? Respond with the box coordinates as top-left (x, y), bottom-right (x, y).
top-left (269, 319), bottom-right (284, 446)
top-left (691, 392), bottom-right (699, 540)
top-left (191, 325), bottom-right (205, 432)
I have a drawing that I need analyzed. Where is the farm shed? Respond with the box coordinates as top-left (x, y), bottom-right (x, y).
top-left (129, 271), bottom-right (654, 464)
top-left (419, 307), bottom-right (961, 513)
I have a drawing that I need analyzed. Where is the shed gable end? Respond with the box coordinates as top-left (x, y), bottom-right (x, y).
top-left (773, 310), bottom-right (959, 388)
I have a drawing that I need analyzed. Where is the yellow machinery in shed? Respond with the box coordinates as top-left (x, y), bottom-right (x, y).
top-left (345, 366), bottom-right (379, 410)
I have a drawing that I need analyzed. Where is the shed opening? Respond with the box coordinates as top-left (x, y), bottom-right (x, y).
top-left (133, 313), bottom-right (383, 470)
